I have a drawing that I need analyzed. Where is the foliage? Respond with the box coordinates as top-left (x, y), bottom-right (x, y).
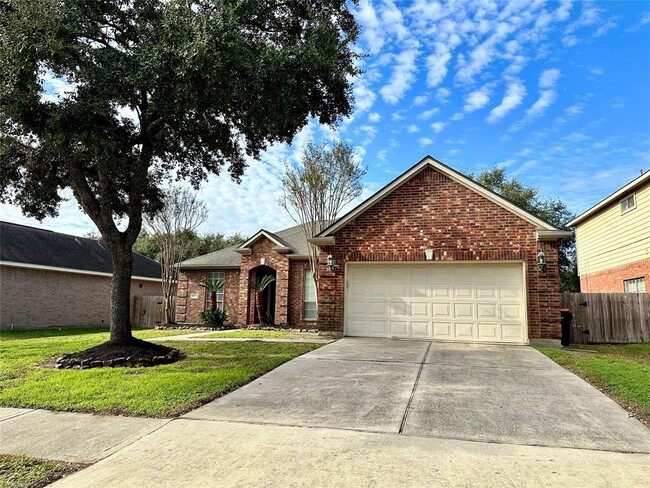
top-left (470, 167), bottom-right (579, 292)
top-left (143, 187), bottom-right (208, 323)
top-left (249, 274), bottom-right (276, 325)
top-left (0, 455), bottom-right (79, 488)
top-left (279, 141), bottom-right (366, 292)
top-left (0, 0), bottom-right (360, 343)
top-left (199, 278), bottom-right (224, 312)
top-left (199, 308), bottom-right (228, 327)
top-left (0, 327), bottom-right (321, 417)
top-left (134, 229), bottom-right (246, 261)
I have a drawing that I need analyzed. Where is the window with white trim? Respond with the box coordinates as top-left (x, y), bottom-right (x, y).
top-left (620, 194), bottom-right (636, 214)
top-left (624, 277), bottom-right (646, 293)
top-left (204, 271), bottom-right (225, 310)
top-left (303, 269), bottom-right (317, 319)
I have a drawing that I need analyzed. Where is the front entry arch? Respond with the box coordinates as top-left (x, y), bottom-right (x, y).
top-left (248, 265), bottom-right (277, 325)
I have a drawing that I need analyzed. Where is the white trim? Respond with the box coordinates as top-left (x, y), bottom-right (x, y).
top-left (237, 230), bottom-right (287, 250)
top-left (567, 171), bottom-right (650, 227)
top-left (0, 261), bottom-right (161, 282)
top-left (536, 230), bottom-right (573, 240)
top-left (319, 156), bottom-right (560, 237)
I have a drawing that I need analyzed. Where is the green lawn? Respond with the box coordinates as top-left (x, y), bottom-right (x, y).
top-left (202, 329), bottom-right (324, 340)
top-left (0, 327), bottom-right (320, 417)
top-left (0, 455), bottom-right (82, 488)
top-left (536, 344), bottom-right (650, 426)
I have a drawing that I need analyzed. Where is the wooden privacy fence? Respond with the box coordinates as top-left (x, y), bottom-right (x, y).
top-left (132, 295), bottom-right (174, 328)
top-left (561, 293), bottom-right (650, 344)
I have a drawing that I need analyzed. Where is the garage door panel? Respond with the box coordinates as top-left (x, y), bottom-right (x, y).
top-left (454, 303), bottom-right (474, 318)
top-left (410, 302), bottom-right (429, 317)
top-left (389, 283), bottom-right (409, 296)
top-left (347, 301), bottom-right (367, 316)
top-left (390, 320), bottom-right (409, 336)
top-left (410, 284), bottom-right (429, 298)
top-left (411, 321), bottom-right (430, 337)
top-left (477, 323), bottom-right (499, 339)
top-left (433, 322), bottom-right (453, 338)
top-left (369, 283), bottom-right (388, 297)
top-left (455, 323), bottom-right (475, 339)
top-left (368, 301), bottom-right (388, 316)
top-left (345, 263), bottom-right (526, 343)
top-left (477, 303), bottom-right (497, 318)
top-left (453, 284), bottom-right (474, 299)
top-left (432, 303), bottom-right (452, 317)
top-left (389, 301), bottom-right (408, 316)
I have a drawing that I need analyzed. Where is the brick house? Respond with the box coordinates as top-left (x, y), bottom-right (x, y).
top-left (176, 156), bottom-right (571, 343)
top-left (567, 170), bottom-right (649, 293)
top-left (0, 221), bottom-right (162, 328)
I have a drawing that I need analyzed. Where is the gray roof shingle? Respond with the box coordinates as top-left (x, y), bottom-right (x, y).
top-left (180, 223), bottom-right (314, 269)
top-left (0, 221), bottom-right (161, 279)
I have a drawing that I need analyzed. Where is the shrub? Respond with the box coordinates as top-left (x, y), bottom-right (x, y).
top-left (199, 309), bottom-right (229, 327)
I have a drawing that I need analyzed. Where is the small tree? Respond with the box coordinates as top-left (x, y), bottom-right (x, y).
top-left (199, 278), bottom-right (224, 312)
top-left (143, 187), bottom-right (208, 324)
top-left (279, 141), bottom-right (365, 296)
top-left (249, 275), bottom-right (276, 325)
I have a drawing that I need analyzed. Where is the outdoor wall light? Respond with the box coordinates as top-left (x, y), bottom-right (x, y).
top-left (537, 250), bottom-right (547, 272)
top-left (327, 254), bottom-right (336, 272)
top-left (424, 248), bottom-right (434, 261)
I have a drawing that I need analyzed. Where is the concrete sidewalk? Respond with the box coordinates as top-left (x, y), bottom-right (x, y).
top-left (50, 419), bottom-right (650, 488)
top-left (0, 407), bottom-right (169, 463)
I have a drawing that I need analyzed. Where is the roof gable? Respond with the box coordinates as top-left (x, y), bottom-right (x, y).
top-left (316, 156), bottom-right (562, 238)
top-left (235, 229), bottom-right (292, 254)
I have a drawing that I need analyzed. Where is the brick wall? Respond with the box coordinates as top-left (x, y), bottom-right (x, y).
top-left (580, 258), bottom-right (650, 293)
top-left (317, 166), bottom-right (562, 339)
top-left (175, 269), bottom-right (240, 324)
top-left (288, 260), bottom-right (316, 328)
top-left (0, 265), bottom-right (161, 329)
top-left (237, 238), bottom-right (290, 326)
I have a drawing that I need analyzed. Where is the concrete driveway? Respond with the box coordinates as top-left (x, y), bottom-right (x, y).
top-left (185, 338), bottom-right (650, 453)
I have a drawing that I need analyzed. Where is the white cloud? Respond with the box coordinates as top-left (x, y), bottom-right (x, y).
top-left (486, 82), bottom-right (526, 123)
top-left (539, 68), bottom-right (561, 89)
top-left (426, 44), bottom-right (452, 88)
top-left (413, 95), bottom-right (428, 106)
top-left (391, 112), bottom-right (405, 121)
top-left (356, 0), bottom-right (385, 55)
top-left (565, 104), bottom-right (584, 117)
top-left (464, 88), bottom-right (490, 112)
top-left (435, 88), bottom-right (451, 104)
top-left (368, 112), bottom-right (381, 122)
top-left (407, 124), bottom-right (420, 133)
top-left (380, 48), bottom-right (420, 104)
top-left (418, 137), bottom-right (433, 147)
top-left (431, 122), bottom-right (446, 133)
top-left (526, 89), bottom-right (557, 118)
top-left (417, 108), bottom-right (439, 120)
top-left (450, 112), bottom-right (465, 121)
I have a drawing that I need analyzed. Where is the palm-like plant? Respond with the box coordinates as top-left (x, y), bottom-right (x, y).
top-left (199, 278), bottom-right (224, 312)
top-left (249, 275), bottom-right (276, 325)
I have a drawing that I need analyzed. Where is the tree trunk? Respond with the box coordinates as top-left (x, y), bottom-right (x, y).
top-left (110, 245), bottom-right (134, 344)
top-left (255, 292), bottom-right (265, 325)
top-left (210, 291), bottom-right (217, 311)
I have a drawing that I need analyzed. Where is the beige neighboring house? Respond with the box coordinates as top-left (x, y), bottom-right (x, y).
top-left (0, 221), bottom-right (162, 328)
top-left (567, 171), bottom-right (650, 293)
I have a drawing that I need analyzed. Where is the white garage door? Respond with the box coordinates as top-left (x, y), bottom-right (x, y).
top-left (345, 262), bottom-right (527, 344)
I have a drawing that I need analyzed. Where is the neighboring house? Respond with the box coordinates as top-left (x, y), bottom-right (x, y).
top-left (0, 221), bottom-right (162, 328)
top-left (567, 171), bottom-right (650, 293)
top-left (177, 156), bottom-right (570, 344)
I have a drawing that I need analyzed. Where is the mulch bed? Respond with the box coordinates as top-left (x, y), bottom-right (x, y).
top-left (53, 339), bottom-right (183, 370)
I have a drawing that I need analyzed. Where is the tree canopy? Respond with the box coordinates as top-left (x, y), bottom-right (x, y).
top-left (471, 167), bottom-right (578, 292)
top-left (0, 0), bottom-right (360, 344)
top-left (134, 228), bottom-right (246, 262)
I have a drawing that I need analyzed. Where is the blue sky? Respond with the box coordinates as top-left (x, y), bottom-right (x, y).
top-left (2, 0), bottom-right (649, 238)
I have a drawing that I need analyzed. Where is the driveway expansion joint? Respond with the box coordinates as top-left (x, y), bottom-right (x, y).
top-left (398, 341), bottom-right (432, 434)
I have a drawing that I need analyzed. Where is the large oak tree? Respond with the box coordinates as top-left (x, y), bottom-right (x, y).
top-left (0, 0), bottom-right (360, 345)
